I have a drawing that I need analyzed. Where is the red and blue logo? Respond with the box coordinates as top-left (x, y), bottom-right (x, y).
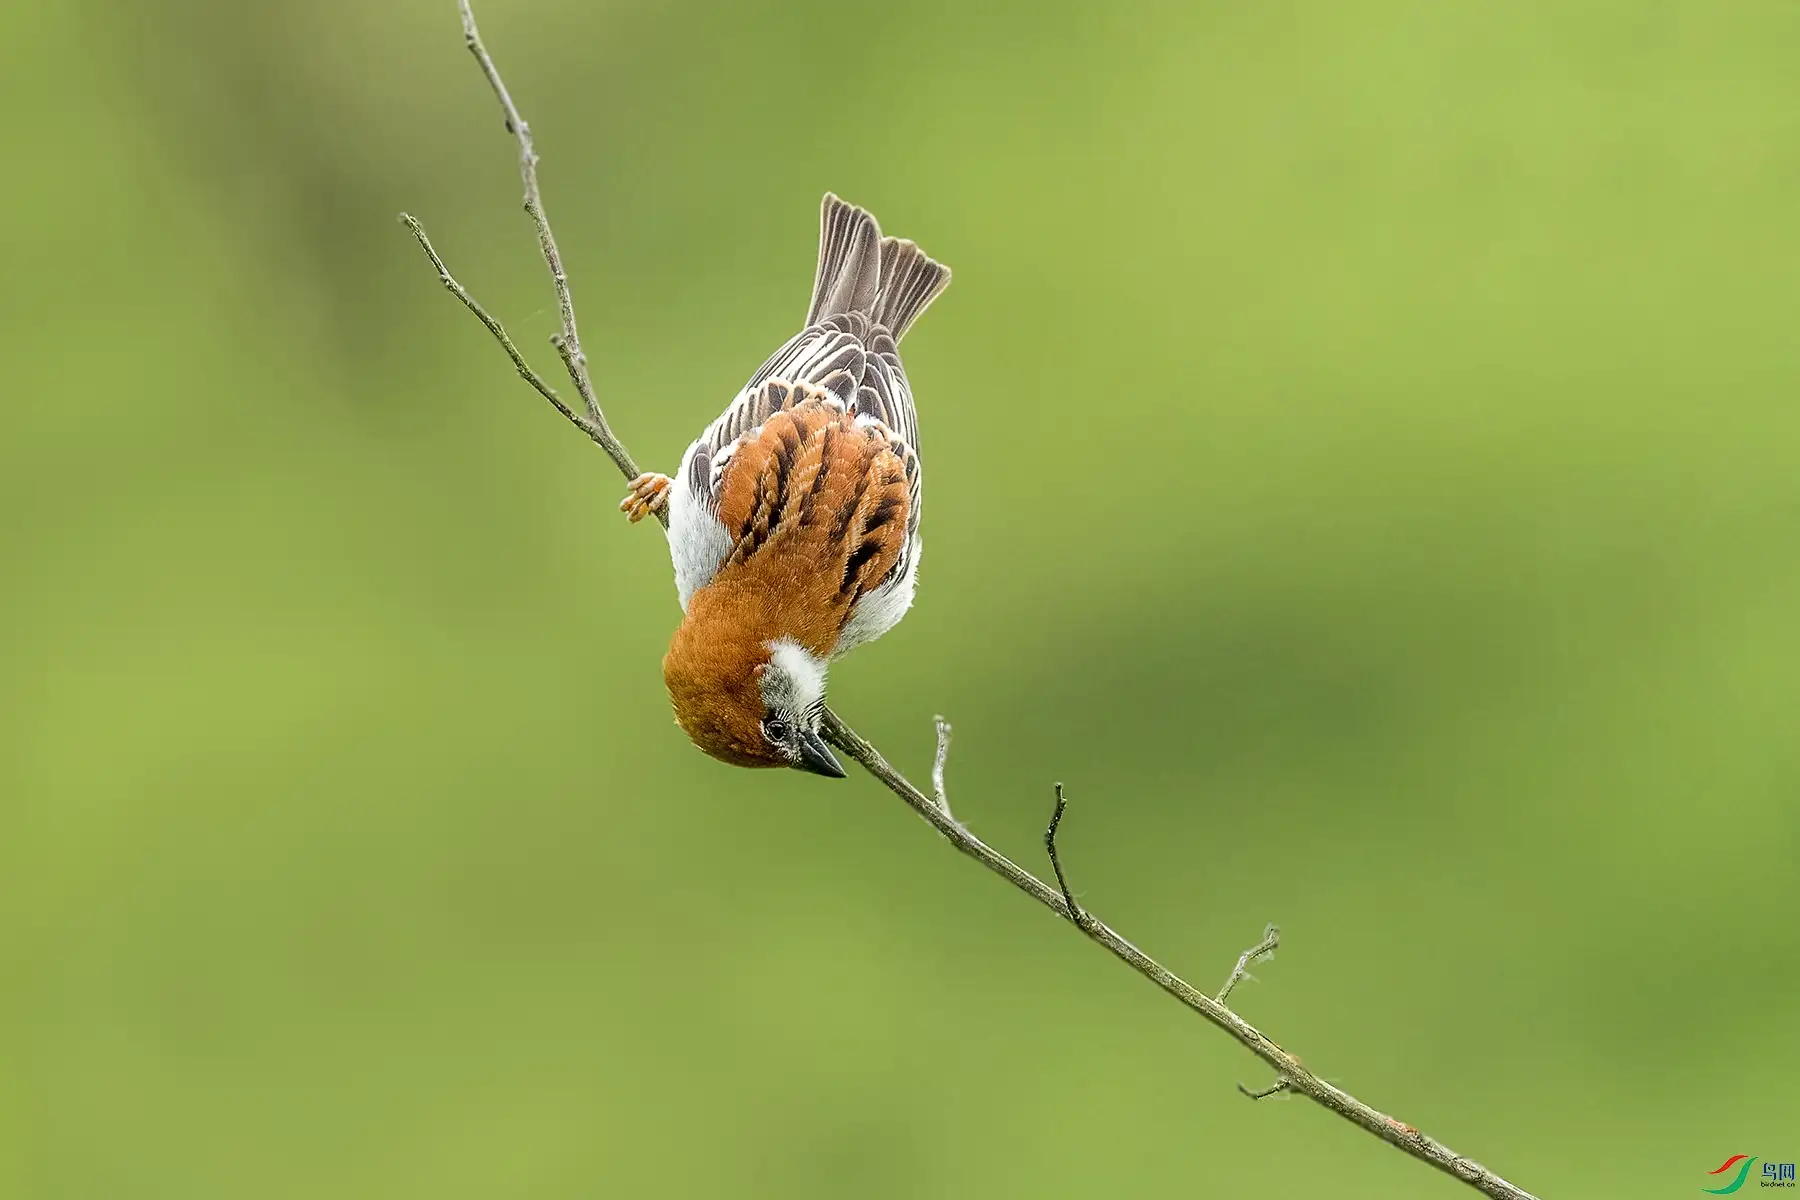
top-left (1704, 1155), bottom-right (1796, 1193)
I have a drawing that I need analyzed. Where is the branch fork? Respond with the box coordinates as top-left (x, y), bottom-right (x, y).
top-left (400, 7), bottom-right (1541, 1198)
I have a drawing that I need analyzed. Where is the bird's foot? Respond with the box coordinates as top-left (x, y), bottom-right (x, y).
top-left (619, 472), bottom-right (672, 523)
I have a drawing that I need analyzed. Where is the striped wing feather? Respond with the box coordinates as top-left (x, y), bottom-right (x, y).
top-left (708, 393), bottom-right (912, 654)
top-left (672, 196), bottom-right (946, 633)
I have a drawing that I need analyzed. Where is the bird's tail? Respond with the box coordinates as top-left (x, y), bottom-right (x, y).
top-left (805, 193), bottom-right (951, 342)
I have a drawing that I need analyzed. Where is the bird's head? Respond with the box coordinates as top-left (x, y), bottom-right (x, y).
top-left (662, 627), bottom-right (845, 777)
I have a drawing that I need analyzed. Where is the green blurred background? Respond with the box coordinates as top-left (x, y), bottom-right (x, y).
top-left (4, 0), bottom-right (1797, 1196)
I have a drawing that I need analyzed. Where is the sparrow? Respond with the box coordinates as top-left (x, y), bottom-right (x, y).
top-left (618, 193), bottom-right (950, 777)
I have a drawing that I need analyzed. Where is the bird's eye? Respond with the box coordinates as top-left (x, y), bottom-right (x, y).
top-left (762, 717), bottom-right (789, 743)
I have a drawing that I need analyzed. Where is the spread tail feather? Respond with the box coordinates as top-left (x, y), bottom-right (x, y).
top-left (806, 194), bottom-right (881, 327)
top-left (873, 236), bottom-right (950, 342)
top-left (805, 193), bottom-right (951, 341)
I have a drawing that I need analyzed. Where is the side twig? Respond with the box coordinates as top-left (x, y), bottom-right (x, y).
top-left (399, 215), bottom-right (605, 446)
top-left (401, 6), bottom-right (1540, 1198)
top-left (1044, 782), bottom-right (1097, 933)
top-left (1218, 922), bottom-right (1281, 1006)
top-left (931, 715), bottom-right (954, 821)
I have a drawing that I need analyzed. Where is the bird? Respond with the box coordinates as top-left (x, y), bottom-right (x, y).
top-left (618, 193), bottom-right (951, 778)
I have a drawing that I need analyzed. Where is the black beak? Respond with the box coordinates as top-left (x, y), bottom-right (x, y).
top-left (794, 728), bottom-right (847, 778)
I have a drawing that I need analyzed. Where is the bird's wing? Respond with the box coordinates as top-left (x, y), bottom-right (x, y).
top-left (671, 390), bottom-right (915, 654)
top-left (668, 195), bottom-right (947, 616)
top-left (711, 393), bottom-right (911, 600)
top-left (675, 315), bottom-right (923, 599)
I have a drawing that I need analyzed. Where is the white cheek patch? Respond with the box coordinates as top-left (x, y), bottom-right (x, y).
top-left (760, 637), bottom-right (827, 714)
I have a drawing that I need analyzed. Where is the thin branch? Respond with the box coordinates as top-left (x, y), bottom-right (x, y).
top-left (455, 0), bottom-right (640, 482)
top-left (1218, 922), bottom-right (1281, 1006)
top-left (931, 715), bottom-right (954, 820)
top-left (1044, 783), bottom-right (1097, 933)
top-left (399, 214), bottom-right (607, 446)
top-left (1239, 1078), bottom-right (1292, 1101)
top-left (822, 718), bottom-right (1538, 1200)
top-left (403, 6), bottom-right (1542, 1198)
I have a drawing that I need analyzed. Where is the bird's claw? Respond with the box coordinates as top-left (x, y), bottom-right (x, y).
top-left (619, 472), bottom-right (672, 522)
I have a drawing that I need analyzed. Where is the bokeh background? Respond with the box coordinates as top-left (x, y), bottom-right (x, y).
top-left (5, 1), bottom-right (1798, 1196)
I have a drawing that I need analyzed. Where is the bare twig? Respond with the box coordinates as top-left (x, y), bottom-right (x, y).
top-left (1044, 783), bottom-right (1098, 933)
top-left (819, 718), bottom-right (1537, 1200)
top-left (454, 0), bottom-right (640, 482)
top-left (1239, 1078), bottom-right (1292, 1101)
top-left (931, 715), bottom-right (954, 820)
top-left (402, 6), bottom-right (1541, 1198)
top-left (1218, 922), bottom-right (1281, 1006)
top-left (399, 215), bottom-right (607, 446)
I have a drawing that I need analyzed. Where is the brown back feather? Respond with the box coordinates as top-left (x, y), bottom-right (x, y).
top-left (707, 393), bottom-right (910, 654)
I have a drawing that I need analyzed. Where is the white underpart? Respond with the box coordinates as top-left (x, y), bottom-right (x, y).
top-left (835, 535), bottom-right (920, 655)
top-left (667, 438), bottom-right (733, 611)
top-left (760, 637), bottom-right (828, 715)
